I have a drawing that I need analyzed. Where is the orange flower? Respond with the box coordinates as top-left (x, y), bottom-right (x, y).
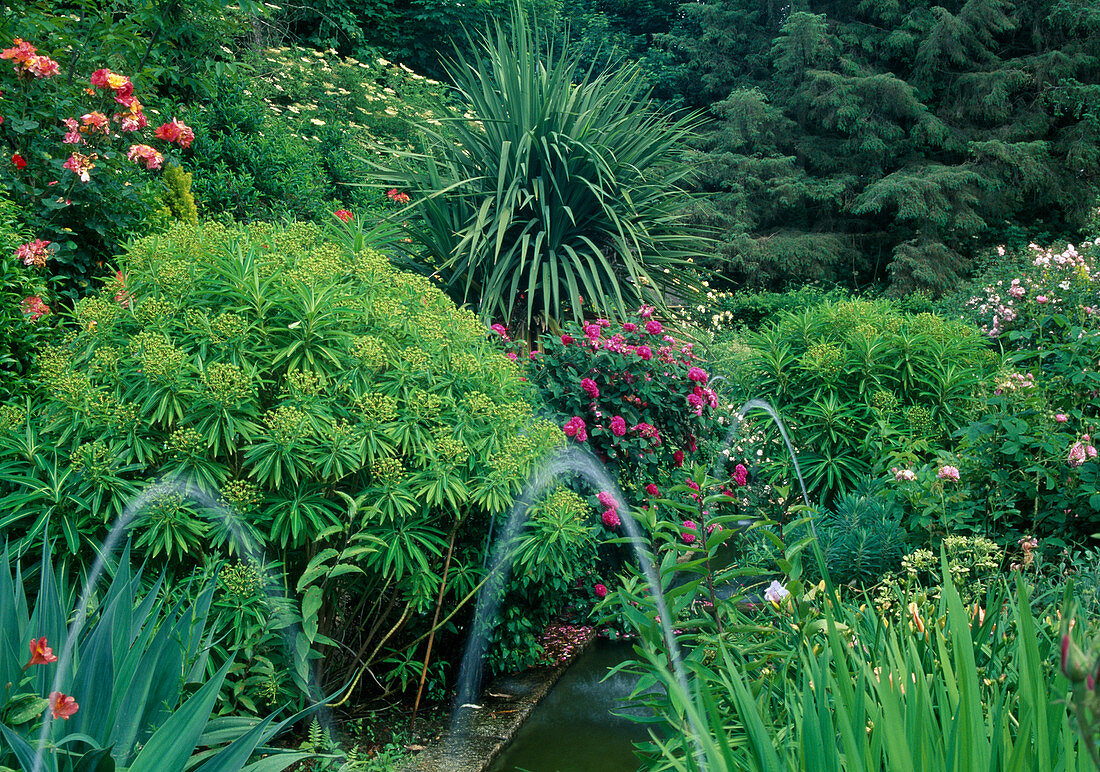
top-left (907, 601), bottom-right (926, 635)
top-left (49, 692), bottom-right (78, 720)
top-left (26, 636), bottom-right (57, 666)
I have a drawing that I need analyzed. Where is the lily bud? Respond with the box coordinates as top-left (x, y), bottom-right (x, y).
top-left (1061, 633), bottom-right (1092, 683)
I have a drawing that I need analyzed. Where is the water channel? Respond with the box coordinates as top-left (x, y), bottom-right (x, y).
top-left (485, 640), bottom-right (651, 772)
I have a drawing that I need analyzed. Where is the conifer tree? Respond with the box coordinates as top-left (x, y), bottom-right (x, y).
top-left (657, 0), bottom-right (1100, 293)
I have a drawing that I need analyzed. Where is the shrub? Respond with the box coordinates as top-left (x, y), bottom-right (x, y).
top-left (0, 36), bottom-right (193, 294)
top-left (0, 193), bottom-right (54, 401)
top-left (0, 219), bottom-right (561, 703)
top-left (814, 482), bottom-right (908, 587)
top-left (372, 9), bottom-right (710, 334)
top-left (952, 240), bottom-right (1100, 539)
top-left (516, 306), bottom-right (727, 500)
top-left (739, 299), bottom-right (996, 504)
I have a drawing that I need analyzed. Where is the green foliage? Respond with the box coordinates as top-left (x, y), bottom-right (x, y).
top-left (949, 240), bottom-right (1100, 538)
top-left (0, 543), bottom-right (309, 771)
top-left (613, 527), bottom-right (1091, 771)
top-left (739, 299), bottom-right (996, 504)
top-left (185, 77), bottom-right (333, 222)
top-left (814, 483), bottom-right (908, 587)
top-left (371, 9), bottom-right (710, 334)
top-left (488, 487), bottom-right (597, 674)
top-left (0, 194), bottom-right (54, 401)
top-left (659, 0), bottom-right (1100, 293)
top-left (0, 219), bottom-right (559, 705)
top-left (162, 163), bottom-right (199, 225)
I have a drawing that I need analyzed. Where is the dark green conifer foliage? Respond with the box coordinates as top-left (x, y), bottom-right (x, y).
top-left (659, 0), bottom-right (1100, 293)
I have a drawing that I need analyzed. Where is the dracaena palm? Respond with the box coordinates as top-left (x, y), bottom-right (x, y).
top-left (372, 9), bottom-right (710, 334)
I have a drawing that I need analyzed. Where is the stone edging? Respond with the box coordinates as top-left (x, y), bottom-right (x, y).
top-left (401, 629), bottom-right (596, 771)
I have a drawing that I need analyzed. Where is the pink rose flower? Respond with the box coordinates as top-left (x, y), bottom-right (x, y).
top-left (645, 319), bottom-right (662, 335)
top-left (645, 483), bottom-right (659, 496)
top-left (581, 377), bottom-right (599, 399)
top-left (594, 583), bottom-right (608, 599)
top-left (610, 416), bottom-right (626, 436)
top-left (601, 509), bottom-right (620, 528)
top-left (1055, 413), bottom-right (1068, 423)
top-left (563, 417), bottom-right (587, 442)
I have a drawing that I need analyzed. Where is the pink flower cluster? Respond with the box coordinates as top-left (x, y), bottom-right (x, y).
top-left (538, 623), bottom-right (595, 666)
top-left (892, 467), bottom-right (917, 482)
top-left (20, 295), bottom-right (50, 321)
top-left (967, 242), bottom-right (1097, 338)
top-left (937, 465), bottom-right (960, 482)
top-left (153, 118), bottom-right (195, 149)
top-left (16, 239), bottom-right (51, 268)
top-left (1, 39), bottom-right (59, 78)
top-left (126, 144), bottom-right (163, 170)
top-left (1068, 435), bottom-right (1098, 467)
top-left (598, 490), bottom-right (620, 529)
top-left (563, 416), bottom-right (587, 442)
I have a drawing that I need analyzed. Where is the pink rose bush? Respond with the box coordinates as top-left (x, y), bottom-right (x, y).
top-left (0, 37), bottom-right (196, 291)
top-left (512, 306), bottom-right (728, 503)
top-left (956, 239), bottom-right (1100, 537)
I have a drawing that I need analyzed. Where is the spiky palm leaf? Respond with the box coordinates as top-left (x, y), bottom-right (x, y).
top-left (371, 8), bottom-right (711, 333)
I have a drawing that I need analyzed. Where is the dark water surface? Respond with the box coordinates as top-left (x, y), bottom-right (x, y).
top-left (485, 640), bottom-right (651, 772)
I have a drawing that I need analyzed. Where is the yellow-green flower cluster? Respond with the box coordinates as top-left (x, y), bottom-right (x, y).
top-left (349, 336), bottom-right (389, 369)
top-left (129, 331), bottom-right (187, 383)
top-left (203, 362), bottom-right (253, 404)
top-left (371, 455), bottom-right (406, 485)
top-left (353, 392), bottom-right (398, 425)
top-left (221, 479), bottom-right (263, 514)
top-left (70, 440), bottom-right (111, 479)
top-left (167, 427), bottom-right (204, 457)
top-left (135, 296), bottom-right (177, 326)
top-left (264, 405), bottom-right (308, 444)
top-left (0, 404), bottom-right (24, 432)
top-left (432, 432), bottom-right (470, 471)
top-left (210, 312), bottom-right (247, 343)
top-left (74, 296), bottom-right (123, 334)
top-left (281, 369), bottom-right (324, 399)
top-left (220, 560), bottom-right (263, 602)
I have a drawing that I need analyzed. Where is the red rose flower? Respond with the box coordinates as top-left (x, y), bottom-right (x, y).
top-left (12, 153), bottom-right (26, 169)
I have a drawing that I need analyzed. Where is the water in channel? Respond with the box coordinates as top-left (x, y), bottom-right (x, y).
top-left (485, 640), bottom-right (651, 772)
